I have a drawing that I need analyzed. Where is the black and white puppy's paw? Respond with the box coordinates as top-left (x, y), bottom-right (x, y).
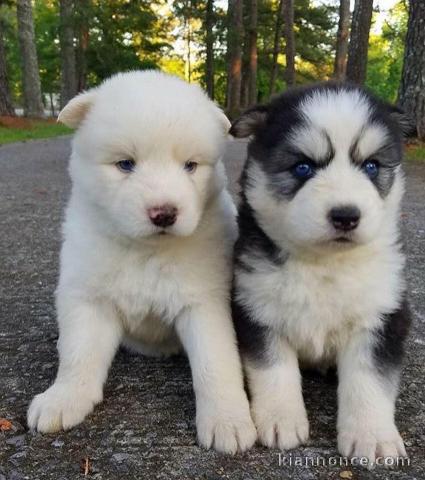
top-left (252, 399), bottom-right (309, 451)
top-left (338, 423), bottom-right (406, 467)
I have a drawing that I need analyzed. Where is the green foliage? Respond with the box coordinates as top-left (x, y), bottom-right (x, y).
top-left (0, 0), bottom-right (411, 112)
top-left (1, 3), bottom-right (21, 103)
top-left (294, 0), bottom-right (338, 82)
top-left (254, 0), bottom-right (337, 100)
top-left (0, 0), bottom-right (173, 105)
top-left (34, 1), bottom-right (61, 96)
top-left (1, 0), bottom-right (61, 106)
top-left (83, 1), bottom-right (172, 85)
top-left (366, 1), bottom-right (407, 102)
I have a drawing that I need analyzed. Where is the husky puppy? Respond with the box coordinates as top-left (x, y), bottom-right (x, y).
top-left (230, 83), bottom-right (411, 464)
top-left (27, 71), bottom-right (256, 454)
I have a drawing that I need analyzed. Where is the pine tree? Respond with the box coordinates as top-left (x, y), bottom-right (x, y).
top-left (0, 13), bottom-right (14, 115)
top-left (16, 0), bottom-right (44, 117)
top-left (346, 0), bottom-right (373, 84)
top-left (226, 0), bottom-right (243, 118)
top-left (398, 0), bottom-right (425, 140)
top-left (333, 0), bottom-right (350, 80)
top-left (59, 0), bottom-right (77, 108)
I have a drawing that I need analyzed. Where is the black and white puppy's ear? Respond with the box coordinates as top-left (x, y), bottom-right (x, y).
top-left (229, 105), bottom-right (269, 138)
top-left (387, 105), bottom-right (417, 138)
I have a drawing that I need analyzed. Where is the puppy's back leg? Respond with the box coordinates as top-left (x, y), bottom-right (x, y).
top-left (27, 297), bottom-right (122, 433)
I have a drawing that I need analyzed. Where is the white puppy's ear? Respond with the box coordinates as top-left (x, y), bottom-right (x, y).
top-left (229, 105), bottom-right (268, 138)
top-left (58, 91), bottom-right (97, 128)
top-left (219, 111), bottom-right (232, 134)
top-left (213, 106), bottom-right (231, 135)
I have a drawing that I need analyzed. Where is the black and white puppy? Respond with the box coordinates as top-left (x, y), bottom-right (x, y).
top-left (230, 83), bottom-right (411, 465)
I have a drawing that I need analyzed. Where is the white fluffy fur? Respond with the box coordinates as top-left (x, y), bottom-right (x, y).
top-left (27, 71), bottom-right (256, 454)
top-left (236, 88), bottom-right (406, 464)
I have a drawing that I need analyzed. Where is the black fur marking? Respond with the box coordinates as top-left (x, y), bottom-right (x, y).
top-left (233, 86), bottom-right (407, 232)
top-left (349, 127), bottom-right (401, 198)
top-left (234, 195), bottom-right (283, 269)
top-left (229, 105), bottom-right (269, 138)
top-left (231, 290), bottom-right (271, 365)
top-left (232, 82), bottom-right (406, 201)
top-left (232, 197), bottom-right (282, 364)
top-left (373, 297), bottom-right (411, 375)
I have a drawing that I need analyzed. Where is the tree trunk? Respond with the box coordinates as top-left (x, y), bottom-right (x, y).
top-left (59, 0), bottom-right (77, 109)
top-left (75, 0), bottom-right (89, 92)
top-left (333, 0), bottom-right (350, 81)
top-left (398, 0), bottom-right (425, 140)
top-left (16, 0), bottom-right (44, 117)
top-left (240, 1), bottom-right (249, 110)
top-left (226, 0), bottom-right (243, 119)
top-left (240, 59), bottom-right (248, 110)
top-left (186, 16), bottom-right (192, 83)
top-left (205, 0), bottom-right (214, 100)
top-left (49, 91), bottom-right (55, 117)
top-left (247, 0), bottom-right (257, 106)
top-left (346, 0), bottom-right (373, 85)
top-left (269, 0), bottom-right (285, 96)
top-left (282, 0), bottom-right (295, 87)
top-left (0, 16), bottom-right (15, 116)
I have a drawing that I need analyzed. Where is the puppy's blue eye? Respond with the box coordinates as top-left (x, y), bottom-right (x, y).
top-left (362, 160), bottom-right (379, 179)
top-left (116, 159), bottom-right (135, 173)
top-left (184, 160), bottom-right (198, 173)
top-left (293, 162), bottom-right (314, 179)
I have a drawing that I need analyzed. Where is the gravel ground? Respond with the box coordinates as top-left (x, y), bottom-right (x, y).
top-left (0, 136), bottom-right (424, 480)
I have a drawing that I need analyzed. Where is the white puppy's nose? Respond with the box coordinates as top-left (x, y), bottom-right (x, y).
top-left (147, 204), bottom-right (178, 228)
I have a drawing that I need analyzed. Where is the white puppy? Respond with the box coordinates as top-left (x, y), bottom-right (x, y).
top-left (27, 71), bottom-right (256, 454)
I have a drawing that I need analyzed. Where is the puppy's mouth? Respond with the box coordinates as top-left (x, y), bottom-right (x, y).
top-left (333, 236), bottom-right (352, 243)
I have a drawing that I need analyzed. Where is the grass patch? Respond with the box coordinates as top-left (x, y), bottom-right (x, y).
top-left (405, 141), bottom-right (425, 161)
top-left (0, 116), bottom-right (72, 145)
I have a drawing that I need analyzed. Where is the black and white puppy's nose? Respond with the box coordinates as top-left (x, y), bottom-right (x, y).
top-left (148, 204), bottom-right (178, 228)
top-left (328, 205), bottom-right (361, 231)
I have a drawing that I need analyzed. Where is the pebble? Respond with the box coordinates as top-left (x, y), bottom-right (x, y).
top-left (51, 439), bottom-right (64, 447)
top-left (8, 471), bottom-right (26, 480)
top-left (5, 435), bottom-right (26, 448)
top-left (8, 451), bottom-right (28, 466)
top-left (111, 453), bottom-right (132, 463)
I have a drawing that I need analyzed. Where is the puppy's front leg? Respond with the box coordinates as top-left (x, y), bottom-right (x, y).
top-left (337, 327), bottom-right (407, 467)
top-left (176, 303), bottom-right (256, 454)
top-left (245, 337), bottom-right (309, 451)
top-left (28, 298), bottom-right (122, 432)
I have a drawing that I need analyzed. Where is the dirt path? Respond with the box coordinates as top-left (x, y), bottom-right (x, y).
top-left (0, 137), bottom-right (424, 479)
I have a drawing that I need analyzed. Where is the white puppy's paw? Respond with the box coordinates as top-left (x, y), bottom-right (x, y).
top-left (196, 399), bottom-right (257, 454)
top-left (252, 400), bottom-right (309, 451)
top-left (338, 423), bottom-right (407, 468)
top-left (27, 383), bottom-right (102, 433)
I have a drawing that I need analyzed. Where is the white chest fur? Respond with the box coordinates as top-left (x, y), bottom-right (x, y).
top-left (58, 192), bottom-right (236, 338)
top-left (106, 248), bottom-right (189, 325)
top-left (236, 242), bottom-right (405, 364)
